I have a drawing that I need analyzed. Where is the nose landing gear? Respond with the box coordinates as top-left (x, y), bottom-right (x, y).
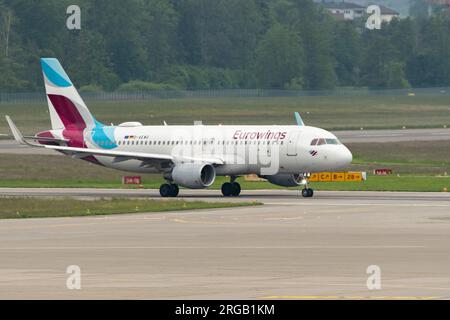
top-left (300, 173), bottom-right (313, 198)
top-left (301, 188), bottom-right (314, 198)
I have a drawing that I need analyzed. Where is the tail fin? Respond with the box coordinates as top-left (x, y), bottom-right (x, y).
top-left (41, 58), bottom-right (97, 130)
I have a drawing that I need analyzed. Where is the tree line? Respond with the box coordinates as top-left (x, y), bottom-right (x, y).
top-left (0, 0), bottom-right (449, 93)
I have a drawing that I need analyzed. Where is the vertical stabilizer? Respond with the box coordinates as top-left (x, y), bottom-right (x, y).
top-left (40, 58), bottom-right (96, 130)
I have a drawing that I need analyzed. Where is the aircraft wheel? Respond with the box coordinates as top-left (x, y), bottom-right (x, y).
top-left (231, 182), bottom-right (241, 196)
top-left (302, 188), bottom-right (314, 198)
top-left (159, 183), bottom-right (172, 197)
top-left (169, 184), bottom-right (179, 197)
top-left (221, 182), bottom-right (233, 197)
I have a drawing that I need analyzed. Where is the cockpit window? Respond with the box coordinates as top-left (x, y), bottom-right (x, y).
top-left (311, 138), bottom-right (341, 146)
top-left (325, 138), bottom-right (340, 145)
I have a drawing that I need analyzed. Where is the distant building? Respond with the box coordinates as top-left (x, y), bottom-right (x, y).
top-left (320, 1), bottom-right (400, 22)
top-left (323, 2), bottom-right (366, 20)
top-left (377, 5), bottom-right (401, 23)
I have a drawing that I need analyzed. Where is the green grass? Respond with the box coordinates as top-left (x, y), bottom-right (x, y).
top-left (1, 95), bottom-right (450, 134)
top-left (1, 137), bottom-right (450, 192)
top-left (0, 175), bottom-right (449, 192)
top-left (0, 138), bottom-right (449, 193)
top-left (0, 197), bottom-right (261, 219)
top-left (309, 175), bottom-right (450, 192)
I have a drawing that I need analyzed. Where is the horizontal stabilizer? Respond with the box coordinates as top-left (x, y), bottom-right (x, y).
top-left (23, 135), bottom-right (69, 143)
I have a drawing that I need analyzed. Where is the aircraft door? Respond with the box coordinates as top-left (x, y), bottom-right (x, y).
top-left (287, 131), bottom-right (300, 156)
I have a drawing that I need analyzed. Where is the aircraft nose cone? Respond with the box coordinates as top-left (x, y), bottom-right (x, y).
top-left (342, 146), bottom-right (353, 166)
top-left (334, 146), bottom-right (352, 168)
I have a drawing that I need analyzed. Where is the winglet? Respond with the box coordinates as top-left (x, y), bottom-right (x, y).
top-left (5, 116), bottom-right (41, 147)
top-left (5, 115), bottom-right (25, 144)
top-left (294, 112), bottom-right (304, 126)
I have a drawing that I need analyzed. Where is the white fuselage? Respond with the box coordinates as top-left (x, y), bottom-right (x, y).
top-left (81, 124), bottom-right (353, 176)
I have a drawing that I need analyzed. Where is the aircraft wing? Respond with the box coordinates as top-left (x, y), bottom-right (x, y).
top-left (45, 145), bottom-right (174, 160)
top-left (45, 145), bottom-right (224, 165)
top-left (5, 115), bottom-right (31, 146)
top-left (5, 115), bottom-right (224, 165)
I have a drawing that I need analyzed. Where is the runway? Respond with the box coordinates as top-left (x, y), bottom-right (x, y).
top-left (1, 188), bottom-right (450, 299)
top-left (335, 128), bottom-right (450, 143)
top-left (1, 127), bottom-right (450, 155)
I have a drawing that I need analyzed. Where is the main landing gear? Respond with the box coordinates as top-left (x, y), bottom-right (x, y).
top-left (221, 176), bottom-right (241, 197)
top-left (221, 182), bottom-right (241, 197)
top-left (159, 183), bottom-right (179, 197)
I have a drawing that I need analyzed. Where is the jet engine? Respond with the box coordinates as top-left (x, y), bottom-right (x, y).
top-left (170, 163), bottom-right (216, 189)
top-left (265, 173), bottom-right (304, 187)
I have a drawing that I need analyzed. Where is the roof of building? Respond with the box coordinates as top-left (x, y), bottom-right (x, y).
top-left (321, 1), bottom-right (400, 15)
top-left (328, 12), bottom-right (347, 20)
top-left (322, 2), bottom-right (365, 10)
top-left (374, 4), bottom-right (400, 15)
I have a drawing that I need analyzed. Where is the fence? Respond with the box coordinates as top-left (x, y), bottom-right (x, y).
top-left (1, 87), bottom-right (450, 104)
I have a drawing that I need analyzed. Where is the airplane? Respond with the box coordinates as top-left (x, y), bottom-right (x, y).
top-left (6, 58), bottom-right (352, 198)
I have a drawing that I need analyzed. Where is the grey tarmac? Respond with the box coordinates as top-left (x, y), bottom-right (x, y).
top-left (0, 188), bottom-right (449, 299)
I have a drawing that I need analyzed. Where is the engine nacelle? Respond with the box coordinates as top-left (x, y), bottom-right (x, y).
top-left (265, 173), bottom-right (304, 187)
top-left (171, 163), bottom-right (216, 189)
